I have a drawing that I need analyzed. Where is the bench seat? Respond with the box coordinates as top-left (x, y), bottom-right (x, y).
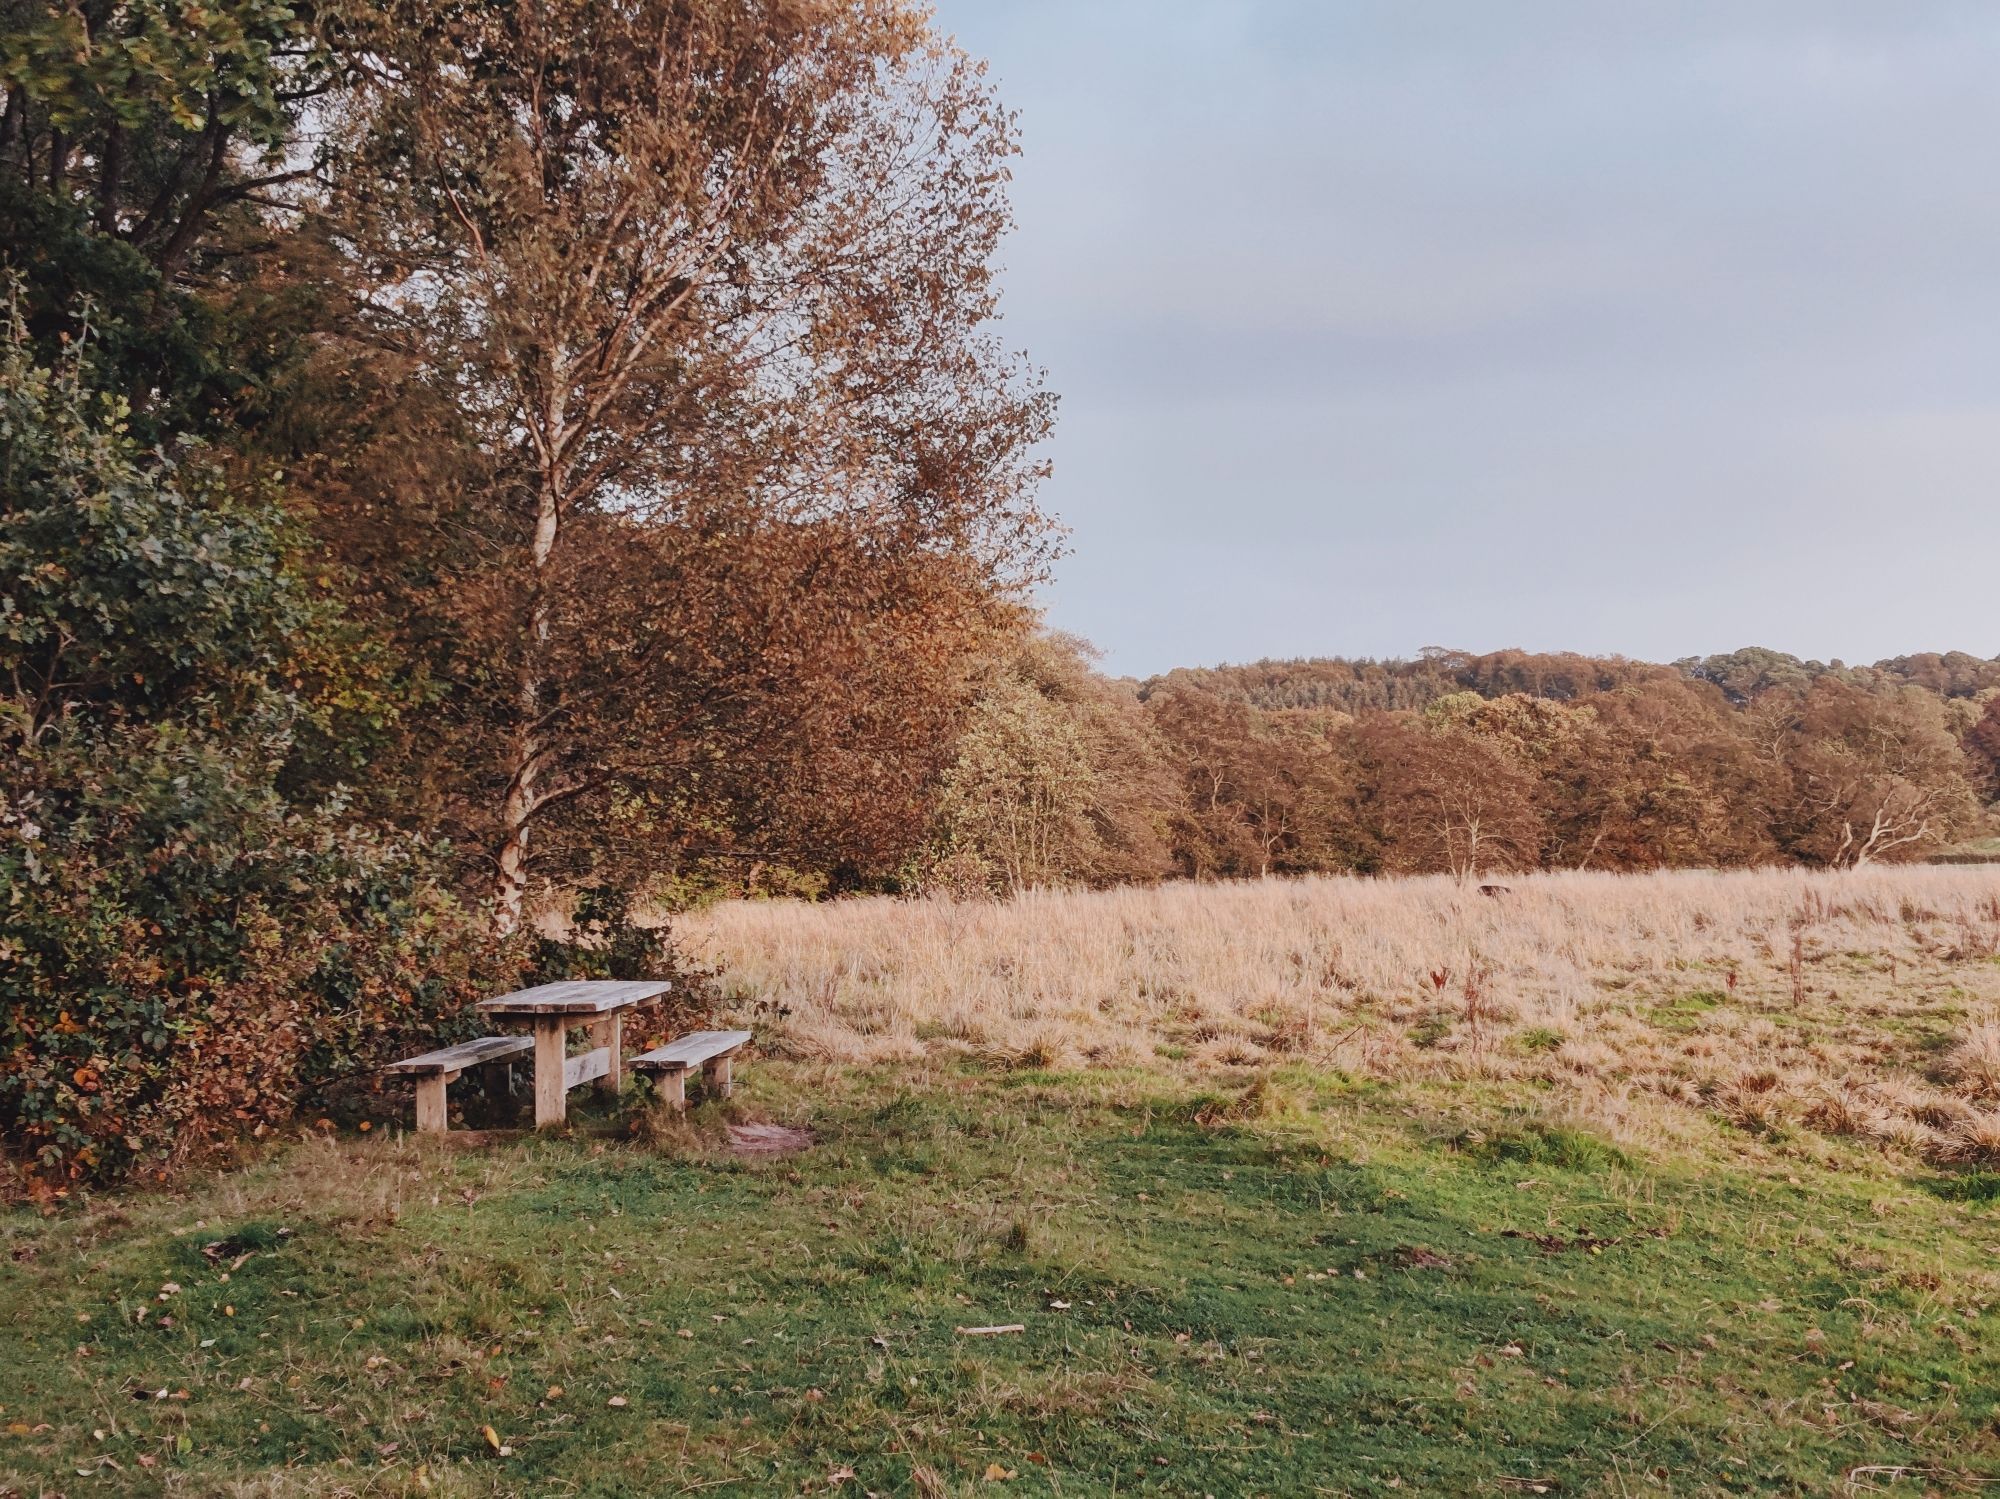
top-left (387, 1035), bottom-right (534, 1132)
top-left (631, 1030), bottom-right (751, 1110)
top-left (385, 1035), bottom-right (534, 1076)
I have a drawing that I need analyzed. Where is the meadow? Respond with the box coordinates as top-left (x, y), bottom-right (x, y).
top-left (4, 867), bottom-right (2000, 1496)
top-left (687, 867), bottom-right (2000, 1169)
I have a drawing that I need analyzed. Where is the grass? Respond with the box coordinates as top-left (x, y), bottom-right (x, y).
top-left (682, 867), bottom-right (2000, 1169)
top-left (5, 1063), bottom-right (2000, 1497)
top-left (12, 866), bottom-right (2000, 1494)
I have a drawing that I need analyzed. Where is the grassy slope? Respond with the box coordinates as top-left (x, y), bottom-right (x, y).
top-left (4, 1067), bottom-right (1999, 1497)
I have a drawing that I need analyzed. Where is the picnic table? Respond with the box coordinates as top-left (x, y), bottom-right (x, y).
top-left (476, 980), bottom-right (671, 1127)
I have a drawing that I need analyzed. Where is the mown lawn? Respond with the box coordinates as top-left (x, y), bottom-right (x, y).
top-left (3, 1065), bottom-right (1998, 1496)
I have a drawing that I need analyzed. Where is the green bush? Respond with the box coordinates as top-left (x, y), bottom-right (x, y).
top-left (0, 295), bottom-right (522, 1192)
top-left (0, 718), bottom-right (513, 1190)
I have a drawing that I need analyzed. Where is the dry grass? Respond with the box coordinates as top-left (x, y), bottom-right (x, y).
top-left (682, 865), bottom-right (2000, 1162)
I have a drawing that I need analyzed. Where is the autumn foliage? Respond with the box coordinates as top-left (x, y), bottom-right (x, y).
top-left (923, 638), bottom-right (1993, 894)
top-left (3, 3), bottom-right (1997, 1193)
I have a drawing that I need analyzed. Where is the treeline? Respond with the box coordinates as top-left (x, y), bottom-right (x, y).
top-left (921, 637), bottom-right (2000, 893)
top-left (0, 0), bottom-right (1049, 1188)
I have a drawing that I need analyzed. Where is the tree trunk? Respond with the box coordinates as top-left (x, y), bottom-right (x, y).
top-left (491, 468), bottom-right (565, 935)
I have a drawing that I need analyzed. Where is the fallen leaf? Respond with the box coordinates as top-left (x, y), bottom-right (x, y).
top-left (983, 1463), bottom-right (1017, 1481)
top-left (607, 1396), bottom-right (629, 1408)
top-left (480, 1425), bottom-right (502, 1453)
top-left (545, 1385), bottom-right (563, 1399)
top-left (828, 1466), bottom-right (857, 1486)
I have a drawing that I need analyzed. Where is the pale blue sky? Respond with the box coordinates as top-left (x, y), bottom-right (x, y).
top-left (930, 1), bottom-right (2000, 677)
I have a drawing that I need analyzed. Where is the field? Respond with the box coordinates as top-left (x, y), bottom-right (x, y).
top-left (6, 868), bottom-right (2000, 1496)
top-left (687, 867), bottom-right (2000, 1167)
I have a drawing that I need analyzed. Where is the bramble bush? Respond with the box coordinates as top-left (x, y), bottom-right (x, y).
top-left (0, 297), bottom-right (522, 1193)
top-left (0, 720), bottom-right (513, 1190)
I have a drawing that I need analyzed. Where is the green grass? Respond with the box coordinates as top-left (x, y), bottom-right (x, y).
top-left (4, 1066), bottom-right (1999, 1496)
top-left (1650, 989), bottom-right (1728, 1033)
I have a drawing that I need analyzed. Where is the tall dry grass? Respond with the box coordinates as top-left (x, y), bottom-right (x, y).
top-left (681, 866), bottom-right (2000, 1159)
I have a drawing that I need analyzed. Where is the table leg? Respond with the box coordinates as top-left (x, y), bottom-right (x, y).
top-left (534, 1016), bottom-right (568, 1128)
top-left (593, 1010), bottom-right (623, 1095)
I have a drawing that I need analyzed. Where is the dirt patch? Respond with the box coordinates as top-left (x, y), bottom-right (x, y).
top-left (1502, 1226), bottom-right (1669, 1254)
top-left (727, 1123), bottom-right (815, 1157)
top-left (1394, 1245), bottom-right (1455, 1271)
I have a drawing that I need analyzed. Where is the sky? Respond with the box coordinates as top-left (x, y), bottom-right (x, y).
top-left (927, 1), bottom-right (2000, 678)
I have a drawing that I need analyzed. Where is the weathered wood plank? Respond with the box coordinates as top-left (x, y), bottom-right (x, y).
top-left (650, 1067), bottom-right (686, 1113)
top-left (589, 1011), bottom-right (623, 1094)
top-left (414, 1075), bottom-right (449, 1134)
top-left (477, 980), bottom-right (672, 1016)
top-left (385, 1034), bottom-right (534, 1075)
top-left (631, 1030), bottom-right (752, 1073)
top-left (534, 1016), bottom-right (569, 1128)
top-left (702, 1053), bottom-right (734, 1099)
top-left (563, 1047), bottom-right (610, 1091)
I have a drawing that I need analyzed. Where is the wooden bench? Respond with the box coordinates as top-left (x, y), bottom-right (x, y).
top-left (385, 1035), bottom-right (534, 1133)
top-left (631, 1030), bottom-right (752, 1111)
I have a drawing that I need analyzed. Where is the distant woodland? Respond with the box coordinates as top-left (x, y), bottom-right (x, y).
top-left (922, 640), bottom-right (2000, 896)
top-left (0, 0), bottom-right (1994, 1186)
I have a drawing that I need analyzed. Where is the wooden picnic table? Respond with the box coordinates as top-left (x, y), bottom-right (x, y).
top-left (476, 980), bottom-right (671, 1127)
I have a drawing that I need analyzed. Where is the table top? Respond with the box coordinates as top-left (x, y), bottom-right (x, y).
top-left (476, 980), bottom-right (673, 1016)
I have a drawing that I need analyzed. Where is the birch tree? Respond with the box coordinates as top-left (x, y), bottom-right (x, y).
top-left (329, 0), bottom-right (1053, 929)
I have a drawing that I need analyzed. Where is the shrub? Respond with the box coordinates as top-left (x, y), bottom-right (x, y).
top-left (527, 884), bottom-right (721, 1042)
top-left (0, 295), bottom-right (522, 1194)
top-left (0, 719), bottom-right (513, 1191)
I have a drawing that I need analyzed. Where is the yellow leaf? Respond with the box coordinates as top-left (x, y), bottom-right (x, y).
top-left (983, 1463), bottom-right (1016, 1481)
top-left (480, 1424), bottom-right (502, 1453)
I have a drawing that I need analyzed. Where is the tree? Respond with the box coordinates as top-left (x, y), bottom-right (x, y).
top-left (1966, 696), bottom-right (2000, 802)
top-left (1762, 682), bottom-right (1978, 866)
top-left (1147, 682), bottom-right (1353, 878)
top-left (1353, 715), bottom-right (1542, 881)
top-left (928, 634), bottom-right (1177, 893)
top-left (1568, 678), bottom-right (1779, 868)
top-left (0, 300), bottom-right (501, 1188)
top-left (0, 0), bottom-right (331, 431)
top-left (327, 0), bottom-right (1054, 930)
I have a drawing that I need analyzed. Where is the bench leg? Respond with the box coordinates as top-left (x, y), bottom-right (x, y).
top-left (702, 1053), bottom-right (734, 1099)
top-left (534, 1016), bottom-right (568, 1128)
top-left (591, 1011), bottom-right (623, 1095)
top-left (652, 1068), bottom-right (686, 1113)
top-left (414, 1074), bottom-right (449, 1134)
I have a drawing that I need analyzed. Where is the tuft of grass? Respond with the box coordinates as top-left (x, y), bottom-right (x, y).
top-left (1922, 1170), bottom-right (2000, 1203)
top-left (1453, 1121), bottom-right (1630, 1172)
top-left (1650, 988), bottom-right (1726, 1032)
